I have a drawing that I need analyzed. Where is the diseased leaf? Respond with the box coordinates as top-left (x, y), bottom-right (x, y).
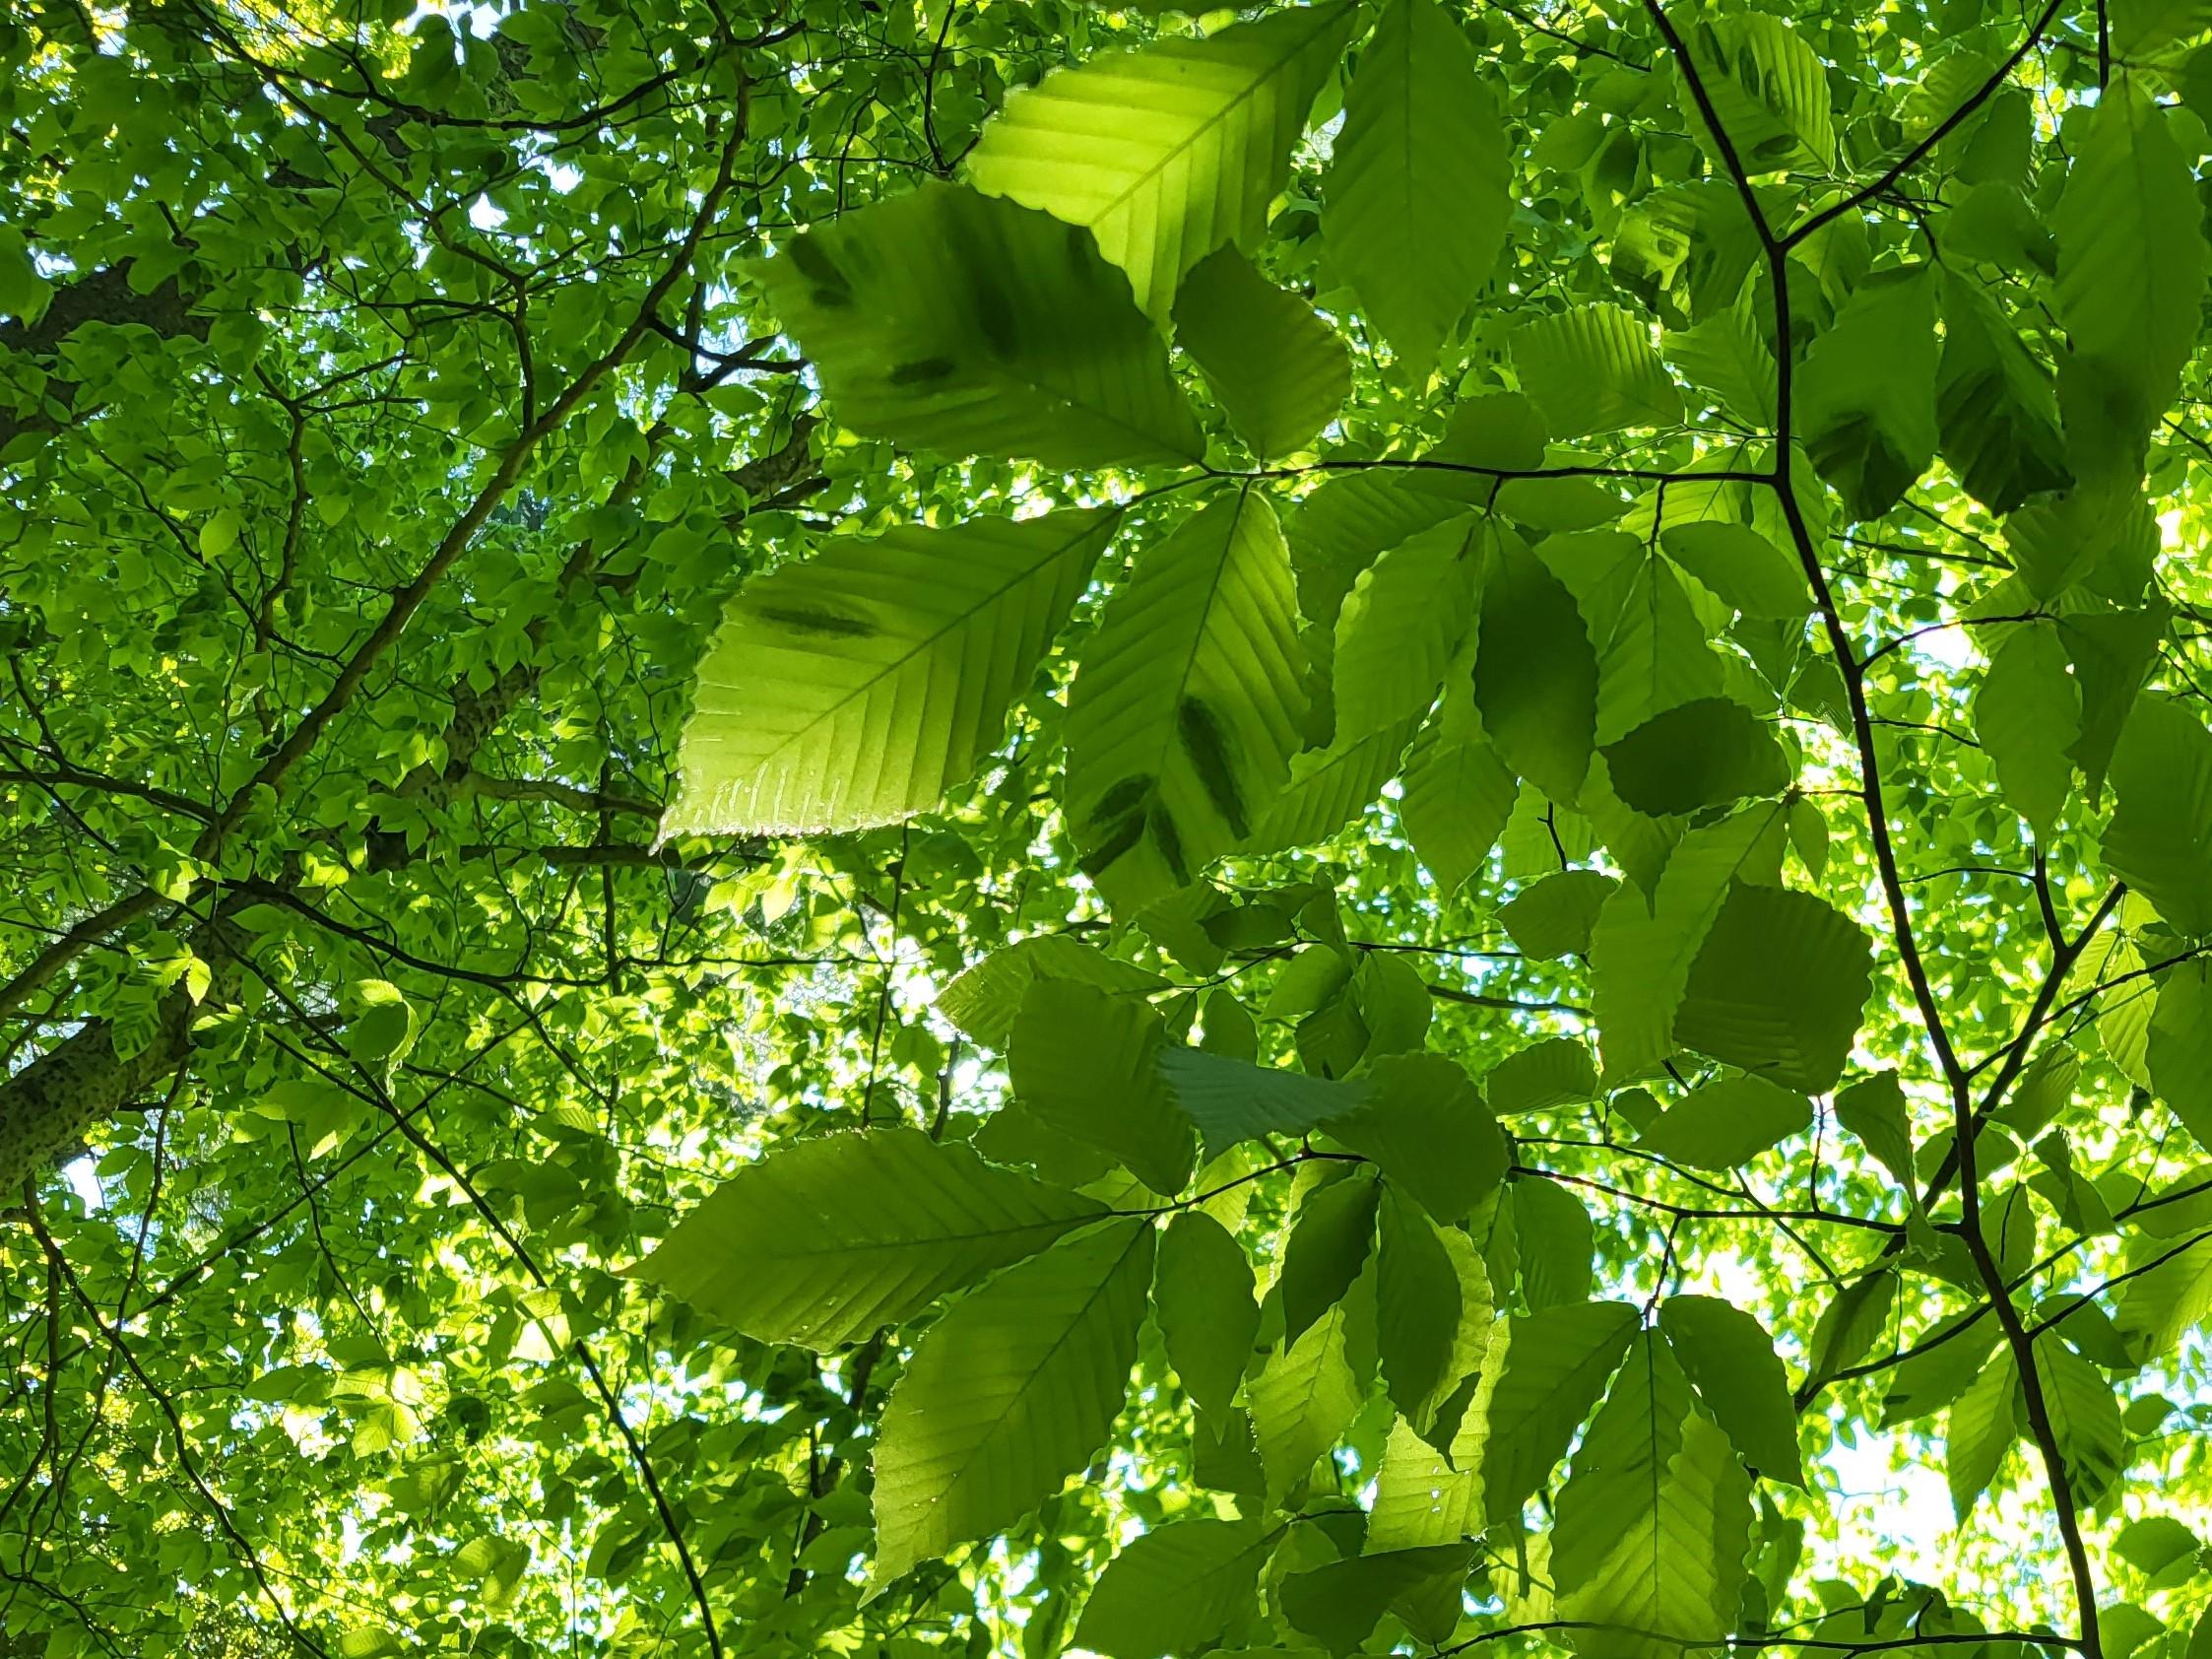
top-left (751, 185), bottom-right (1201, 466)
top-left (1066, 492), bottom-right (1310, 913)
top-left (968, 3), bottom-right (1357, 317)
top-left (667, 508), bottom-right (1119, 835)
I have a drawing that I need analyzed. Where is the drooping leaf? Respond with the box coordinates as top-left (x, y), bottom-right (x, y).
top-left (1173, 243), bottom-right (1350, 458)
top-left (2151, 962), bottom-right (2212, 1153)
top-left (1514, 1178), bottom-right (1594, 1309)
top-left (1324, 0), bottom-right (1509, 371)
top-left (1660, 522), bottom-right (1810, 622)
top-left (1484, 1036), bottom-right (1599, 1116)
top-left (1834, 1071), bottom-right (1917, 1195)
top-left (1065, 491), bottom-right (1310, 913)
top-left (1155, 1210), bottom-right (1262, 1421)
top-left (967, 3), bottom-right (1357, 317)
top-left (1367, 1415), bottom-right (1480, 1551)
top-left (1333, 517), bottom-right (1483, 741)
top-left (1280, 1545), bottom-right (1476, 1653)
top-left (666, 508), bottom-right (1118, 835)
top-left (631, 1130), bottom-right (1103, 1349)
top-left (1946, 1347), bottom-right (2021, 1521)
top-left (873, 1218), bottom-right (1155, 1582)
top-left (1678, 14), bottom-right (1836, 172)
top-left (1375, 1187), bottom-right (1462, 1421)
top-left (749, 184), bottom-right (1202, 466)
top-left (1279, 1166), bottom-right (1381, 1346)
top-left (1935, 268), bottom-right (2072, 514)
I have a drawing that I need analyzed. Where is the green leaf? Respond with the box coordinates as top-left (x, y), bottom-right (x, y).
top-left (1473, 538), bottom-right (1599, 803)
top-left (2114, 1516), bottom-right (2203, 1585)
top-left (1156, 1048), bottom-right (1365, 1157)
top-left (1834, 1071), bottom-right (1917, 1194)
top-left (1679, 14), bottom-right (1836, 172)
top-left (1066, 492), bottom-right (1310, 913)
top-left (1514, 1178), bottom-right (1594, 1309)
top-left (1333, 518), bottom-right (1483, 741)
top-left (1935, 269), bottom-right (2071, 515)
top-left (2037, 1334), bottom-right (2124, 1506)
top-left (1498, 871), bottom-right (1617, 962)
top-left (1635, 1075), bottom-right (1812, 1171)
top-left (1552, 1332), bottom-right (1753, 1655)
top-left (1012, 980), bottom-right (1195, 1195)
top-left (2105, 697), bottom-right (2212, 937)
top-left (1795, 264), bottom-right (1939, 521)
top-left (1324, 0), bottom-right (1508, 371)
top-left (1244, 713), bottom-right (1421, 853)
top-left (2116, 1229), bottom-right (2212, 1362)
top-left (1399, 696), bottom-right (1519, 894)
top-left (939, 935), bottom-right (1170, 1049)
top-left (1880, 1314), bottom-right (2001, 1427)
top-left (1511, 305), bottom-right (1685, 437)
top-left (1368, 1415), bottom-right (1479, 1550)
top-left (1073, 1517), bottom-right (1271, 1659)
top-left (1376, 1188), bottom-right (1462, 1421)
top-left (1591, 803), bottom-right (1789, 1084)
top-left (1659, 1296), bottom-right (1805, 1486)
top-left (1173, 244), bottom-right (1350, 458)
top-left (1290, 474), bottom-right (1467, 633)
top-left (665, 508), bottom-right (1116, 835)
top-left (1280, 1545), bottom-right (1475, 1653)
top-left (750, 184), bottom-right (1201, 466)
top-left (1326, 1052), bottom-right (1508, 1222)
top-left (1484, 1036), bottom-right (1599, 1116)
top-left (632, 1129), bottom-right (1104, 1349)
top-left (1155, 1212), bottom-right (1261, 1419)
top-left (1251, 1295), bottom-right (1366, 1501)
top-left (1544, 531), bottom-right (1727, 747)
top-left (2054, 81), bottom-right (2208, 476)
top-left (1975, 625), bottom-right (2082, 840)
top-left (2061, 604), bottom-right (2168, 801)
top-left (1945, 1347), bottom-right (2020, 1521)
top-left (967, 3), bottom-right (1357, 318)
top-left (1599, 697), bottom-right (1789, 818)
top-left (1673, 883), bottom-right (1873, 1092)
top-left (1659, 522), bottom-right (1809, 622)
top-left (1450, 1300), bottom-right (1637, 1526)
top-left (1280, 1167), bottom-right (1382, 1346)
top-left (872, 1217), bottom-right (1155, 1581)
top-left (2151, 962), bottom-right (2212, 1152)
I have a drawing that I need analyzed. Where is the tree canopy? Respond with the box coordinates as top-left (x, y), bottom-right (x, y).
top-left (9, 1), bottom-right (2212, 1657)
